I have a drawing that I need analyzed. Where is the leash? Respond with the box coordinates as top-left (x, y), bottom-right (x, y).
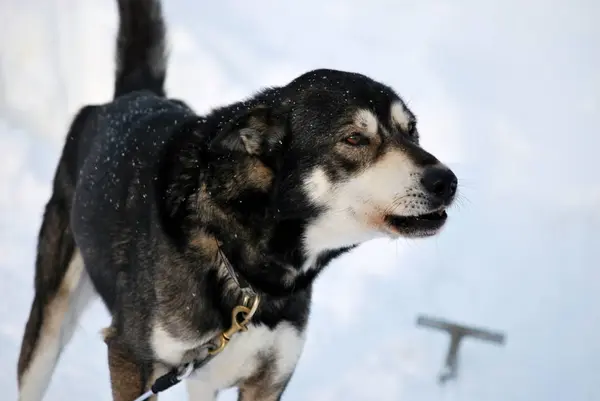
top-left (132, 244), bottom-right (260, 401)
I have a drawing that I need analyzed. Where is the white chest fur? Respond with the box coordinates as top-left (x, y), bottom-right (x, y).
top-left (151, 321), bottom-right (306, 395)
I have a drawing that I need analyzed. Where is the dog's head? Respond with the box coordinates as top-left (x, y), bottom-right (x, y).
top-left (206, 68), bottom-right (458, 267)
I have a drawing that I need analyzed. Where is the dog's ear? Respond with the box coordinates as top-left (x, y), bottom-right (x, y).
top-left (210, 106), bottom-right (287, 156)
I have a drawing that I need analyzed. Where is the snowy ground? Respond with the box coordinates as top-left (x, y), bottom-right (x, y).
top-left (1, 0), bottom-right (599, 400)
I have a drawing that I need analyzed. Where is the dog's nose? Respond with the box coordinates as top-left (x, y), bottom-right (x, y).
top-left (420, 165), bottom-right (458, 203)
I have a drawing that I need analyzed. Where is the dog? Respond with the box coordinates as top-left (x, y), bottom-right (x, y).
top-left (16, 0), bottom-right (458, 400)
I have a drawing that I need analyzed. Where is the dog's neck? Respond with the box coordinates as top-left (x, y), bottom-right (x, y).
top-left (211, 211), bottom-right (358, 299)
top-left (208, 214), bottom-right (311, 298)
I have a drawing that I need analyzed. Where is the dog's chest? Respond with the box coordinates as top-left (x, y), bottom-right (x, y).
top-left (152, 321), bottom-right (305, 390)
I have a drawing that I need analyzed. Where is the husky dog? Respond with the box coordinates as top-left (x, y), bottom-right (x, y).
top-left (16, 0), bottom-right (458, 400)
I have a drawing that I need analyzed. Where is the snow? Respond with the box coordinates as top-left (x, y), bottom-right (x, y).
top-left (1, 0), bottom-right (599, 400)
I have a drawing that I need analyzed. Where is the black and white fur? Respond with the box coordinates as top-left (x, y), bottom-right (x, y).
top-left (16, 0), bottom-right (458, 400)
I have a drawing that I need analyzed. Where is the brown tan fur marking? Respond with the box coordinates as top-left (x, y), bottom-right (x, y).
top-left (237, 355), bottom-right (288, 401)
top-left (189, 231), bottom-right (220, 255)
top-left (246, 159), bottom-right (274, 190)
top-left (104, 329), bottom-right (157, 401)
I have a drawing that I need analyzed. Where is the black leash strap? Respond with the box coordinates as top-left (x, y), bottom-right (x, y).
top-left (134, 340), bottom-right (218, 400)
top-left (145, 352), bottom-right (217, 398)
top-left (149, 370), bottom-right (183, 394)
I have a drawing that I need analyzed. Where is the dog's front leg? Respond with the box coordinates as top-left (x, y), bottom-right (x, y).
top-left (104, 329), bottom-right (157, 401)
top-left (237, 373), bottom-right (293, 401)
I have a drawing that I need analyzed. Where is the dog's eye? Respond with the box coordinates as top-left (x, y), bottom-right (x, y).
top-left (344, 133), bottom-right (370, 146)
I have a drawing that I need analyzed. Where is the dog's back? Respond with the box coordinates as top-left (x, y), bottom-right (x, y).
top-left (16, 1), bottom-right (174, 399)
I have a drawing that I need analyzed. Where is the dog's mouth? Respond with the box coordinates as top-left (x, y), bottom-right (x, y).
top-left (384, 209), bottom-right (448, 237)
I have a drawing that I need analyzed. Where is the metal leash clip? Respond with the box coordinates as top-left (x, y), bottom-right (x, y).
top-left (208, 293), bottom-right (260, 355)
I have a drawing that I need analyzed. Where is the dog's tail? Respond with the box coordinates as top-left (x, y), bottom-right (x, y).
top-left (17, 107), bottom-right (98, 401)
top-left (114, 0), bottom-right (168, 98)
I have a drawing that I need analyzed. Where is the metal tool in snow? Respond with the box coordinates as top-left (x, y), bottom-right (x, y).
top-left (416, 315), bottom-right (506, 384)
